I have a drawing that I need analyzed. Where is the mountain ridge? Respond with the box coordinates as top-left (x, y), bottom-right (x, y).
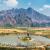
top-left (0, 7), bottom-right (50, 27)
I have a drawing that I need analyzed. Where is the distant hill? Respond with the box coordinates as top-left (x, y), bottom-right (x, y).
top-left (0, 7), bottom-right (50, 27)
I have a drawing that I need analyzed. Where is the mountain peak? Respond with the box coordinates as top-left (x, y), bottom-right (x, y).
top-left (27, 7), bottom-right (33, 14)
top-left (27, 7), bottom-right (33, 10)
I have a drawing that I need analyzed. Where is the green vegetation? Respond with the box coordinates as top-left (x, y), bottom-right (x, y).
top-left (0, 47), bottom-right (49, 50)
top-left (0, 47), bottom-right (43, 50)
top-left (0, 27), bottom-right (50, 38)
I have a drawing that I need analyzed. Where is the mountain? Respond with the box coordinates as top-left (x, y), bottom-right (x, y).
top-left (0, 7), bottom-right (50, 27)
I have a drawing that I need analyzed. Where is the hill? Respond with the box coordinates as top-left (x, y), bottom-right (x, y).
top-left (0, 7), bottom-right (50, 27)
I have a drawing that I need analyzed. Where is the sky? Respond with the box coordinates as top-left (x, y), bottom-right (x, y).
top-left (0, 0), bottom-right (50, 16)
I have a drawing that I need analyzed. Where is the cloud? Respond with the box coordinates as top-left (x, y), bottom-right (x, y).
top-left (5, 0), bottom-right (18, 7)
top-left (38, 8), bottom-right (44, 11)
top-left (43, 5), bottom-right (50, 8)
top-left (0, 0), bottom-right (18, 10)
top-left (39, 5), bottom-right (50, 11)
top-left (28, 2), bottom-right (31, 6)
top-left (38, 4), bottom-right (50, 16)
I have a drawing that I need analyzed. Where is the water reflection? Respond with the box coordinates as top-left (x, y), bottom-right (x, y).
top-left (0, 34), bottom-right (50, 47)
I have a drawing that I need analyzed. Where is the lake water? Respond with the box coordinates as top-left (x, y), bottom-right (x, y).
top-left (0, 34), bottom-right (50, 47)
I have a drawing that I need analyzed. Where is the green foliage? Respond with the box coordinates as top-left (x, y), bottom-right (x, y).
top-left (4, 23), bottom-right (12, 27)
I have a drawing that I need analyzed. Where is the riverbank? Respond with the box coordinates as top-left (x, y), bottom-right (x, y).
top-left (0, 45), bottom-right (50, 50)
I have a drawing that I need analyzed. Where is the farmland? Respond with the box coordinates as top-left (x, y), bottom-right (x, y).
top-left (0, 27), bottom-right (50, 38)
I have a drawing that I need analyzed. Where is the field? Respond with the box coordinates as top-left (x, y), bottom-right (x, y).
top-left (0, 27), bottom-right (50, 38)
top-left (0, 27), bottom-right (50, 50)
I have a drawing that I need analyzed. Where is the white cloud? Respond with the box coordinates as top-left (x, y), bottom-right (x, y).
top-left (5, 0), bottom-right (18, 7)
top-left (38, 4), bottom-right (50, 16)
top-left (39, 5), bottom-right (50, 11)
top-left (38, 8), bottom-right (44, 11)
top-left (43, 5), bottom-right (50, 8)
top-left (28, 2), bottom-right (31, 6)
top-left (27, 2), bottom-right (32, 8)
top-left (0, 0), bottom-right (19, 10)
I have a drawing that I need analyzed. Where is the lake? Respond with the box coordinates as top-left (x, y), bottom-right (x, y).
top-left (0, 34), bottom-right (50, 47)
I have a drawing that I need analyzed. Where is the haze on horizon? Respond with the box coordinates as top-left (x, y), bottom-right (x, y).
top-left (0, 0), bottom-right (50, 16)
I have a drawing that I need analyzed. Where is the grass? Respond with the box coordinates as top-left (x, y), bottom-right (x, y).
top-left (0, 46), bottom-right (50, 50)
top-left (0, 27), bottom-right (50, 38)
top-left (0, 47), bottom-right (44, 50)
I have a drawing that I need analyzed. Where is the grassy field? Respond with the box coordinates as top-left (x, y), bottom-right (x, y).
top-left (0, 27), bottom-right (50, 38)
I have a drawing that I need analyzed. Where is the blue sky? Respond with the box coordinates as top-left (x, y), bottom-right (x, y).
top-left (0, 0), bottom-right (50, 16)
